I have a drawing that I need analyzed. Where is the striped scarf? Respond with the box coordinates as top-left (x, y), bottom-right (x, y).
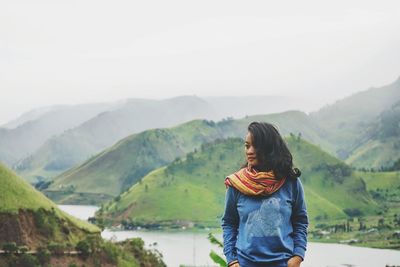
top-left (224, 166), bottom-right (286, 196)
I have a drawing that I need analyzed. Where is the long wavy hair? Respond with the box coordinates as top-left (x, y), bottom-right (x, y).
top-left (245, 121), bottom-right (301, 180)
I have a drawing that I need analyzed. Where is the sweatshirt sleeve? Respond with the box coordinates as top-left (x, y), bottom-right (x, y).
top-left (291, 178), bottom-right (309, 260)
top-left (221, 186), bottom-right (240, 264)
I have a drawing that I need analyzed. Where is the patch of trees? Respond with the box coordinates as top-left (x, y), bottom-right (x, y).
top-left (370, 187), bottom-right (400, 202)
top-left (343, 208), bottom-right (363, 217)
top-left (313, 162), bottom-right (352, 183)
top-left (1, 236), bottom-right (166, 267)
top-left (289, 132), bottom-right (303, 142)
top-left (203, 120), bottom-right (216, 127)
top-left (216, 117), bottom-right (234, 126)
top-left (380, 158), bottom-right (400, 171)
top-left (121, 167), bottom-right (152, 192)
top-left (34, 179), bottom-right (53, 191)
top-left (121, 238), bottom-right (166, 267)
top-left (378, 106), bottom-right (400, 139)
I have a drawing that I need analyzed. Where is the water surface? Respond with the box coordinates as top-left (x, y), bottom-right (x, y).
top-left (59, 205), bottom-right (400, 267)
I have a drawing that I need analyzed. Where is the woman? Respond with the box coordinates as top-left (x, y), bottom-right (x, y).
top-left (221, 122), bottom-right (308, 267)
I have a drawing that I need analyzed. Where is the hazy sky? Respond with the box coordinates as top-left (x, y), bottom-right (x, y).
top-left (1, 0), bottom-right (400, 125)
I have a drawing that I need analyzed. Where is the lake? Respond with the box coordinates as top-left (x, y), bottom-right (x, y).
top-left (59, 205), bottom-right (400, 267)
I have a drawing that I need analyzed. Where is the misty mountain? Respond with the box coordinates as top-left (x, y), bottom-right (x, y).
top-left (9, 75), bottom-right (400, 183)
top-left (310, 76), bottom-right (400, 158)
top-left (16, 94), bottom-right (320, 183)
top-left (2, 105), bottom-right (62, 129)
top-left (346, 100), bottom-right (400, 169)
top-left (15, 96), bottom-right (218, 182)
top-left (0, 103), bottom-right (115, 166)
top-left (45, 111), bottom-right (325, 204)
top-left (204, 95), bottom-right (320, 119)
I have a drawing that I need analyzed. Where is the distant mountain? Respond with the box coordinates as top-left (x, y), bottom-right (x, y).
top-left (0, 103), bottom-right (115, 166)
top-left (2, 105), bottom-right (62, 129)
top-left (97, 137), bottom-right (377, 227)
top-left (45, 111), bottom-right (326, 204)
top-left (16, 96), bottom-right (218, 183)
top-left (346, 100), bottom-right (400, 169)
top-left (6, 76), bottom-right (400, 181)
top-left (310, 76), bottom-right (400, 159)
top-left (13, 94), bottom-right (322, 183)
top-left (204, 95), bottom-right (321, 119)
top-left (45, 119), bottom-right (223, 203)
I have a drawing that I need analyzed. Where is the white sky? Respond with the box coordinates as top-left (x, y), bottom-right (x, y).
top-left (1, 0), bottom-right (400, 125)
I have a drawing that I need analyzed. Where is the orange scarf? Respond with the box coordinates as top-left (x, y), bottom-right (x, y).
top-left (225, 166), bottom-right (286, 196)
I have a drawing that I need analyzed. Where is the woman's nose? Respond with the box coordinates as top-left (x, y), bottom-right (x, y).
top-left (247, 146), bottom-right (255, 154)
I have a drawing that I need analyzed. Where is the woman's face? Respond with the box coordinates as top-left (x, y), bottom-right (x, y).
top-left (245, 132), bottom-right (259, 168)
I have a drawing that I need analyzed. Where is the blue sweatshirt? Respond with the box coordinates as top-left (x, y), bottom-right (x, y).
top-left (221, 178), bottom-right (308, 267)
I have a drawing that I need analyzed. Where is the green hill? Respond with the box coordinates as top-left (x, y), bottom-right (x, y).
top-left (46, 119), bottom-right (225, 203)
top-left (46, 111), bottom-right (327, 204)
top-left (15, 96), bottom-right (217, 183)
top-left (98, 137), bottom-right (377, 227)
top-left (310, 76), bottom-right (400, 159)
top-left (0, 162), bottom-right (99, 249)
top-left (360, 170), bottom-right (400, 206)
top-left (346, 101), bottom-right (400, 169)
top-left (14, 95), bottom-right (316, 183)
top-left (0, 162), bottom-right (166, 267)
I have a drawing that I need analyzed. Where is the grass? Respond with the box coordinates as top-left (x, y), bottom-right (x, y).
top-left (346, 137), bottom-right (400, 169)
top-left (0, 162), bottom-right (99, 233)
top-left (46, 111), bottom-right (334, 204)
top-left (99, 137), bottom-right (378, 227)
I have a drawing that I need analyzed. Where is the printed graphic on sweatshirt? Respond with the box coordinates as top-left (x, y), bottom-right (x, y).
top-left (244, 197), bottom-right (282, 241)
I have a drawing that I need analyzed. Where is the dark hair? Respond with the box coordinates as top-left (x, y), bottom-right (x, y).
top-left (245, 121), bottom-right (301, 180)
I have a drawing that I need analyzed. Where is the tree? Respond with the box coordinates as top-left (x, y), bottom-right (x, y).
top-left (297, 132), bottom-right (302, 141)
top-left (76, 240), bottom-right (90, 258)
top-left (2, 242), bottom-right (17, 254)
top-left (37, 247), bottom-right (51, 265)
top-left (18, 254), bottom-right (39, 267)
top-left (47, 242), bottom-right (65, 256)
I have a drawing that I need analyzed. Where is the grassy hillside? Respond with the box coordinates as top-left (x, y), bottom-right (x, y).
top-left (0, 162), bottom-right (99, 232)
top-left (0, 162), bottom-right (166, 266)
top-left (345, 101), bottom-right (400, 169)
top-left (285, 137), bottom-right (377, 220)
top-left (47, 120), bottom-right (225, 200)
top-left (47, 111), bottom-right (328, 204)
top-left (310, 76), bottom-right (400, 159)
top-left (0, 161), bottom-right (100, 256)
top-left (360, 170), bottom-right (400, 208)
top-left (98, 137), bottom-right (377, 227)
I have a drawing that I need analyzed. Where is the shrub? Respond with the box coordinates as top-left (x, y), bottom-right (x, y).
top-left (34, 208), bottom-right (57, 237)
top-left (18, 254), bottom-right (39, 267)
top-left (2, 242), bottom-right (18, 253)
top-left (343, 208), bottom-right (363, 217)
top-left (18, 245), bottom-right (29, 254)
top-left (76, 240), bottom-right (90, 258)
top-left (102, 241), bottom-right (119, 264)
top-left (47, 242), bottom-right (66, 256)
top-left (37, 247), bottom-right (51, 265)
